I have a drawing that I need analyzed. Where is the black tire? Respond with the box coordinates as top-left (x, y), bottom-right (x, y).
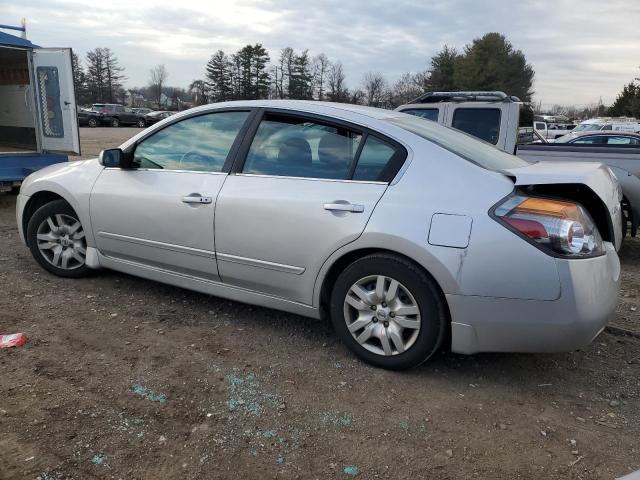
top-left (88, 117), bottom-right (98, 128)
top-left (110, 117), bottom-right (120, 128)
top-left (330, 253), bottom-right (447, 370)
top-left (137, 118), bottom-right (146, 128)
top-left (26, 199), bottom-right (90, 278)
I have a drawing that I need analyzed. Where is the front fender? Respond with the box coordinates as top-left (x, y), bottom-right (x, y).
top-left (19, 159), bottom-right (104, 247)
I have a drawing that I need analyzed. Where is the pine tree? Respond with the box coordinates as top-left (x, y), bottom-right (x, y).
top-left (205, 50), bottom-right (232, 102)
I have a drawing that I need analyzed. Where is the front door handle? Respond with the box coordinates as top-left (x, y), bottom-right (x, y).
top-left (182, 195), bottom-right (212, 204)
top-left (323, 202), bottom-right (365, 213)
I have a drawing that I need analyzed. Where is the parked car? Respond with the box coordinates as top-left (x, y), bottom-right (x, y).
top-left (554, 131), bottom-right (640, 145)
top-left (16, 101), bottom-right (621, 370)
top-left (132, 108), bottom-right (153, 115)
top-left (78, 104), bottom-right (146, 128)
top-left (143, 110), bottom-right (175, 126)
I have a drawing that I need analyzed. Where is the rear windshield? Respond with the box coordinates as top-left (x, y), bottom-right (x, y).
top-left (386, 114), bottom-right (528, 171)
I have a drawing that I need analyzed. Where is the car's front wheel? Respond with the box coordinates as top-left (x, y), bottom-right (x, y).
top-left (88, 117), bottom-right (98, 128)
top-left (330, 253), bottom-right (446, 370)
top-left (26, 200), bottom-right (90, 278)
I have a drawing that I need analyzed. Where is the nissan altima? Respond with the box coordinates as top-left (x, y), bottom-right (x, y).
top-left (16, 101), bottom-right (622, 369)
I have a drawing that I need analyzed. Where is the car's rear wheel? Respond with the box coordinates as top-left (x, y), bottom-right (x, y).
top-left (88, 117), bottom-right (98, 128)
top-left (110, 118), bottom-right (120, 128)
top-left (330, 253), bottom-right (446, 370)
top-left (26, 200), bottom-right (90, 278)
top-left (137, 118), bottom-right (146, 128)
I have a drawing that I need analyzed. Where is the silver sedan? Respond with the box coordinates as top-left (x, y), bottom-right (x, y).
top-left (16, 100), bottom-right (622, 369)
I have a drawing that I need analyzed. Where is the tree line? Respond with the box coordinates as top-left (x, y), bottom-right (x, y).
top-left (73, 33), bottom-right (536, 110)
top-left (608, 68), bottom-right (640, 118)
top-left (198, 33), bottom-right (535, 108)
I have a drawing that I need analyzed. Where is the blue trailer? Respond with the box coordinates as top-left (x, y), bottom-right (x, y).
top-left (0, 26), bottom-right (79, 191)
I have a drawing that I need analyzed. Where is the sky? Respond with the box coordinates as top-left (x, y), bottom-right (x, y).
top-left (3, 0), bottom-right (640, 108)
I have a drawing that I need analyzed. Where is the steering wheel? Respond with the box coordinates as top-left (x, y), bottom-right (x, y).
top-left (178, 150), bottom-right (213, 169)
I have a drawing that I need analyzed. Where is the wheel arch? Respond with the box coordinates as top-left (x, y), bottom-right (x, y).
top-left (316, 246), bottom-right (452, 347)
top-left (22, 191), bottom-right (80, 247)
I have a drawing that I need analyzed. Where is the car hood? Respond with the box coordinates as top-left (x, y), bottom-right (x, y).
top-left (504, 161), bottom-right (623, 250)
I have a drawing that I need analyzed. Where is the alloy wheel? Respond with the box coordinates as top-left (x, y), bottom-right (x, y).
top-left (343, 275), bottom-right (421, 356)
top-left (36, 214), bottom-right (87, 270)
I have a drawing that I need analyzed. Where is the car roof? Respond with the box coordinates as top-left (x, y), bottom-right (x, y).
top-left (184, 100), bottom-right (406, 122)
top-left (570, 131), bottom-right (640, 137)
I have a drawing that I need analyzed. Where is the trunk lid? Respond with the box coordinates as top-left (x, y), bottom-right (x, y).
top-left (504, 161), bottom-right (623, 250)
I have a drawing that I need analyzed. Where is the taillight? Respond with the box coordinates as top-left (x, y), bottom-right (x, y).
top-left (494, 195), bottom-right (604, 257)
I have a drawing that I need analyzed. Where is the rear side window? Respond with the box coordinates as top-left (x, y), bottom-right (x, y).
top-left (353, 136), bottom-right (400, 181)
top-left (607, 136), bottom-right (639, 145)
top-left (133, 111), bottom-right (249, 172)
top-left (452, 108), bottom-right (501, 144)
top-left (403, 108), bottom-right (439, 122)
top-left (243, 114), bottom-right (362, 179)
top-left (535, 122), bottom-right (546, 130)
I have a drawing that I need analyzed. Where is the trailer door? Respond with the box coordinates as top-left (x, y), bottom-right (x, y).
top-left (31, 48), bottom-right (80, 155)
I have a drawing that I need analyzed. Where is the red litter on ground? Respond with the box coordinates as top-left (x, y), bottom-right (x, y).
top-left (0, 333), bottom-right (28, 349)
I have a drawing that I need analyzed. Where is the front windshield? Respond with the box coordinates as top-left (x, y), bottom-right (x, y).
top-left (573, 123), bottom-right (602, 132)
top-left (386, 115), bottom-right (528, 171)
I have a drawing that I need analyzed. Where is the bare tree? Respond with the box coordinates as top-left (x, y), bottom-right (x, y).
top-left (327, 61), bottom-right (348, 102)
top-left (312, 53), bottom-right (331, 101)
top-left (362, 71), bottom-right (388, 107)
top-left (149, 64), bottom-right (168, 109)
top-left (389, 72), bottom-right (424, 108)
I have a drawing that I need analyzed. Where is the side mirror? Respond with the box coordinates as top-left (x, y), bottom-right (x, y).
top-left (99, 148), bottom-right (132, 168)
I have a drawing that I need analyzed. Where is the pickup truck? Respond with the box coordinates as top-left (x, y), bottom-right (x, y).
top-left (533, 120), bottom-right (575, 140)
top-left (78, 104), bottom-right (146, 128)
top-left (395, 91), bottom-right (640, 239)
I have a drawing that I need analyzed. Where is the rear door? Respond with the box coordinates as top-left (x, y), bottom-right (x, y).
top-left (214, 109), bottom-right (407, 304)
top-left (31, 48), bottom-right (80, 155)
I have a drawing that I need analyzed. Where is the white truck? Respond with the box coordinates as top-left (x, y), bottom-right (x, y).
top-left (0, 25), bottom-right (80, 191)
top-left (395, 92), bottom-right (640, 239)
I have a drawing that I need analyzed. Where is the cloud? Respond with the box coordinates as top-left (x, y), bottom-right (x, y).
top-left (5, 0), bottom-right (639, 107)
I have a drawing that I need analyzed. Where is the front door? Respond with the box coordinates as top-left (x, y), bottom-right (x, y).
top-left (90, 110), bottom-right (251, 280)
top-left (214, 110), bottom-right (406, 304)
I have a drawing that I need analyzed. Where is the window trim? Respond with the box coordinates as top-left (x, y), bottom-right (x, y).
top-left (451, 107), bottom-right (502, 145)
top-left (230, 107), bottom-right (408, 183)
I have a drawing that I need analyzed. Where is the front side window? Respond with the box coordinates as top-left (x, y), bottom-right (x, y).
top-left (243, 114), bottom-right (362, 179)
top-left (133, 111), bottom-right (249, 172)
top-left (451, 108), bottom-right (501, 145)
top-left (403, 108), bottom-right (439, 122)
top-left (572, 136), bottom-right (605, 145)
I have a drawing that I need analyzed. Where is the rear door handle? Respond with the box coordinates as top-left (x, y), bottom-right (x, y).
top-left (182, 195), bottom-right (212, 204)
top-left (323, 202), bottom-right (365, 213)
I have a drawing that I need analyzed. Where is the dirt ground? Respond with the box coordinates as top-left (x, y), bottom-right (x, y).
top-left (1, 128), bottom-right (640, 479)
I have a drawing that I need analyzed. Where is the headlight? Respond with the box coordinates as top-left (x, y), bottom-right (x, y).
top-left (494, 195), bottom-right (604, 257)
